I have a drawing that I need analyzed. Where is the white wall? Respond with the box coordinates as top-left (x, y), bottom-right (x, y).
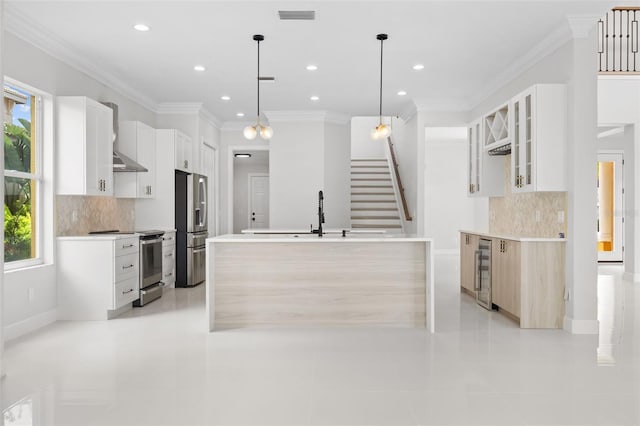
top-left (233, 160), bottom-right (269, 233)
top-left (324, 121), bottom-right (351, 229)
top-left (351, 117), bottom-right (386, 159)
top-left (3, 31), bottom-right (156, 338)
top-left (424, 127), bottom-right (481, 250)
top-left (269, 121), bottom-right (325, 229)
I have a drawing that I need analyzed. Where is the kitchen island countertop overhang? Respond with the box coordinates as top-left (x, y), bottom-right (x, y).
top-left (206, 233), bottom-right (434, 332)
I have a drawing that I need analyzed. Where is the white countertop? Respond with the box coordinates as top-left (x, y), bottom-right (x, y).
top-left (459, 230), bottom-right (566, 242)
top-left (210, 233), bottom-right (432, 243)
top-left (241, 228), bottom-right (386, 234)
top-left (57, 234), bottom-right (139, 241)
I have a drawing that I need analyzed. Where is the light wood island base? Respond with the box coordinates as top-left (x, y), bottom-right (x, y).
top-left (206, 234), bottom-right (434, 332)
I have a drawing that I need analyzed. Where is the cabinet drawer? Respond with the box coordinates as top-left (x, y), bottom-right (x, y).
top-left (162, 248), bottom-right (175, 272)
top-left (113, 277), bottom-right (139, 309)
top-left (115, 252), bottom-right (139, 282)
top-left (161, 269), bottom-right (175, 286)
top-left (115, 237), bottom-right (139, 256)
top-left (162, 232), bottom-right (176, 247)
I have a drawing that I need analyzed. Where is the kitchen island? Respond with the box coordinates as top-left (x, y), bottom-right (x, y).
top-left (206, 233), bottom-right (434, 332)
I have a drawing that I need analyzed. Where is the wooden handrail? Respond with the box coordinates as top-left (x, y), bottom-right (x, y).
top-left (387, 137), bottom-right (412, 222)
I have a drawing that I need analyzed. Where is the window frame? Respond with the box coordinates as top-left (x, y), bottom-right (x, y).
top-left (4, 78), bottom-right (45, 271)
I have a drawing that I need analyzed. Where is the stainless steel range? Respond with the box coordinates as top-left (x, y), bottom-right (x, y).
top-left (89, 229), bottom-right (165, 306)
top-left (133, 230), bottom-right (165, 307)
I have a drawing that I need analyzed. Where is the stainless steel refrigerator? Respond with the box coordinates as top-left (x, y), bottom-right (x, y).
top-left (175, 171), bottom-right (208, 287)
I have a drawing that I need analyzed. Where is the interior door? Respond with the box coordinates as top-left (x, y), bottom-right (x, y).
top-left (598, 152), bottom-right (624, 262)
top-left (249, 174), bottom-right (269, 229)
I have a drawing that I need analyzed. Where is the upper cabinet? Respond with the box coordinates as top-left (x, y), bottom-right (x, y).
top-left (467, 118), bottom-right (504, 197)
top-left (57, 96), bottom-right (113, 196)
top-left (511, 84), bottom-right (566, 193)
top-left (114, 121), bottom-right (156, 198)
top-left (175, 131), bottom-right (193, 173)
top-left (483, 102), bottom-right (510, 152)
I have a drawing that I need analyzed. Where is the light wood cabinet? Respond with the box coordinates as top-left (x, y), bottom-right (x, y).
top-left (114, 121), bottom-right (156, 198)
top-left (511, 84), bottom-right (566, 193)
top-left (492, 238), bottom-right (521, 318)
top-left (460, 232), bottom-right (479, 294)
top-left (459, 232), bottom-right (565, 328)
top-left (57, 236), bottom-right (140, 320)
top-left (467, 119), bottom-right (504, 197)
top-left (56, 96), bottom-right (113, 196)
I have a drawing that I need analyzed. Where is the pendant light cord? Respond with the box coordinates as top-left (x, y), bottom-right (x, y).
top-left (257, 38), bottom-right (261, 122)
top-left (379, 37), bottom-right (384, 122)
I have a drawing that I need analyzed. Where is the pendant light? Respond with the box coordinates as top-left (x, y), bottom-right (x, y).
top-left (371, 33), bottom-right (391, 140)
top-left (243, 34), bottom-right (273, 140)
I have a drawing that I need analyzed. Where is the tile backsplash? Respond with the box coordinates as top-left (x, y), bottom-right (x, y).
top-left (57, 195), bottom-right (135, 236)
top-left (489, 156), bottom-right (567, 238)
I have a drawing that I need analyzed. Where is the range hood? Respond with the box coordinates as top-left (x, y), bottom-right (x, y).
top-left (101, 102), bottom-right (148, 172)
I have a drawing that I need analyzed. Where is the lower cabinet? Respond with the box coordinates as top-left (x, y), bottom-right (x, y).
top-left (492, 238), bottom-right (521, 318)
top-left (162, 231), bottom-right (176, 287)
top-left (459, 232), bottom-right (565, 328)
top-left (460, 232), bottom-right (479, 295)
top-left (57, 236), bottom-right (140, 320)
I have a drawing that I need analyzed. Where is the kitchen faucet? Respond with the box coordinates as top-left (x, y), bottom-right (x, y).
top-left (311, 190), bottom-right (325, 237)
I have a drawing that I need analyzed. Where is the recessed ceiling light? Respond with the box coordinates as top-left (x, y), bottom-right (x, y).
top-left (412, 64), bottom-right (424, 70)
top-left (397, 91), bottom-right (407, 96)
top-left (134, 23), bottom-right (150, 32)
top-left (221, 95), bottom-right (231, 101)
top-left (306, 64), bottom-right (318, 71)
top-left (234, 153), bottom-right (252, 158)
top-left (236, 112), bottom-right (245, 117)
top-left (310, 96), bottom-right (319, 101)
top-left (194, 65), bottom-right (205, 71)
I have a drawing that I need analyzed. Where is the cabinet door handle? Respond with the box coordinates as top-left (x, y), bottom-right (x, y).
top-left (122, 244), bottom-right (135, 249)
top-left (164, 272), bottom-right (173, 277)
top-left (122, 288), bottom-right (134, 294)
top-left (164, 253), bottom-right (173, 258)
top-left (122, 264), bottom-right (134, 269)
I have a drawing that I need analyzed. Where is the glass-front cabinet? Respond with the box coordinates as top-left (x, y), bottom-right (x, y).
top-left (467, 119), bottom-right (504, 198)
top-left (510, 84), bottom-right (566, 193)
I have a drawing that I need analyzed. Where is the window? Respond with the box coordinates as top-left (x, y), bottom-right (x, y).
top-left (4, 81), bottom-right (42, 267)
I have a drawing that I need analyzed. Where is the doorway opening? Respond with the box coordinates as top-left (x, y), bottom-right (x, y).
top-left (597, 151), bottom-right (624, 262)
top-left (230, 148), bottom-right (269, 233)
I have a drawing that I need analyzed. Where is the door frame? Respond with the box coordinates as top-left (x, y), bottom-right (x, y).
top-left (597, 150), bottom-right (624, 262)
top-left (247, 173), bottom-right (269, 230)
top-left (227, 145), bottom-right (269, 234)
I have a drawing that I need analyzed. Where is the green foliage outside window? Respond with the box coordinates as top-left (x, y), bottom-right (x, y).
top-left (4, 118), bottom-right (33, 262)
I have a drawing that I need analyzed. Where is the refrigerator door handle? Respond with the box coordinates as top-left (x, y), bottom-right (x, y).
top-left (199, 177), bottom-right (207, 228)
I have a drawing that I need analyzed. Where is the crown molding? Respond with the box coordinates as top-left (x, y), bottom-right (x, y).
top-left (468, 20), bottom-right (573, 109)
top-left (398, 101), bottom-right (417, 122)
top-left (198, 108), bottom-right (222, 129)
top-left (413, 98), bottom-right (471, 112)
top-left (5, 6), bottom-right (159, 112)
top-left (567, 14), bottom-right (602, 39)
top-left (155, 102), bottom-right (203, 115)
top-left (264, 110), bottom-right (351, 124)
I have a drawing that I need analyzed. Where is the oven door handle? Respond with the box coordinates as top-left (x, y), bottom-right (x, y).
top-left (140, 238), bottom-right (163, 245)
top-left (192, 247), bottom-right (206, 255)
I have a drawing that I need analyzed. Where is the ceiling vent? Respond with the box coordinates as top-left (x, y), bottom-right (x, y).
top-left (278, 10), bottom-right (315, 20)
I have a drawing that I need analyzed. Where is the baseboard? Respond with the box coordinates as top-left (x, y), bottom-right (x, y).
top-left (563, 316), bottom-right (599, 334)
top-left (3, 309), bottom-right (57, 342)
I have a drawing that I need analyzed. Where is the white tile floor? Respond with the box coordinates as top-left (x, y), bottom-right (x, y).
top-left (2, 262), bottom-right (639, 425)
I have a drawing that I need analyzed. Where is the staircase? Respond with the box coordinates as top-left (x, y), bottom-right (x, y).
top-left (350, 158), bottom-right (402, 232)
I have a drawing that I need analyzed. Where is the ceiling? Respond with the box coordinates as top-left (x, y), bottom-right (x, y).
top-left (5, 1), bottom-right (617, 124)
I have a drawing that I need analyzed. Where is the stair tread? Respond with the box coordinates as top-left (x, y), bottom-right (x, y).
top-left (351, 178), bottom-right (392, 181)
top-left (351, 193), bottom-right (394, 196)
top-left (351, 185), bottom-right (393, 188)
top-left (351, 216), bottom-right (400, 220)
top-left (351, 200), bottom-right (396, 203)
top-left (351, 159), bottom-right (387, 161)
top-left (351, 165), bottom-right (388, 168)
top-left (351, 208), bottom-right (398, 211)
top-left (351, 171), bottom-right (390, 174)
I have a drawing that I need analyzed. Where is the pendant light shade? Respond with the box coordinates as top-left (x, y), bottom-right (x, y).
top-left (372, 33), bottom-right (391, 140)
top-left (244, 34), bottom-right (273, 140)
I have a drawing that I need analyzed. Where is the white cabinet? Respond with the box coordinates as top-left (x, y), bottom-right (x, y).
top-left (161, 231), bottom-right (176, 287)
top-left (175, 131), bottom-right (193, 173)
top-left (511, 84), bottom-right (566, 193)
top-left (57, 236), bottom-right (140, 320)
top-left (114, 121), bottom-right (156, 198)
top-left (467, 118), bottom-right (504, 197)
top-left (56, 96), bottom-right (113, 195)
